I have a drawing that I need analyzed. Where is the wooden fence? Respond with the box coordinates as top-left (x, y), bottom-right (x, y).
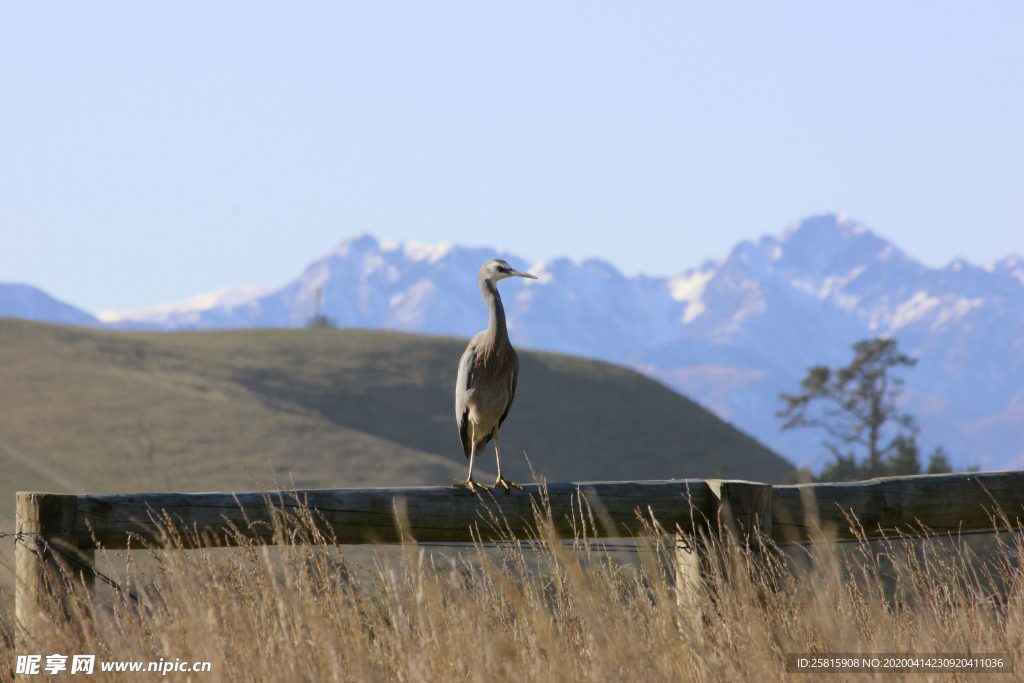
top-left (14, 470), bottom-right (1024, 627)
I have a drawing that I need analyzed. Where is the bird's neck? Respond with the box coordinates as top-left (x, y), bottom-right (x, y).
top-left (481, 279), bottom-right (510, 347)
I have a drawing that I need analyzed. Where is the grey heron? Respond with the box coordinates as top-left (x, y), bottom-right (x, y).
top-left (454, 259), bottom-right (537, 493)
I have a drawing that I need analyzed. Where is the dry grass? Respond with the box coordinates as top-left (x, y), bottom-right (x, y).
top-left (2, 494), bottom-right (1022, 682)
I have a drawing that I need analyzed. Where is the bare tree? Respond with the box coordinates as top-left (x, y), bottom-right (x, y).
top-left (307, 286), bottom-right (335, 328)
top-left (778, 337), bottom-right (918, 478)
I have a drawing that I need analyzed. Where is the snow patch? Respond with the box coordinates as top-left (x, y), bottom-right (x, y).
top-left (388, 279), bottom-right (436, 328)
top-left (384, 240), bottom-right (454, 264)
top-left (889, 291), bottom-right (941, 329)
top-left (528, 261), bottom-right (559, 285)
top-left (669, 269), bottom-right (714, 323)
top-left (933, 297), bottom-right (983, 328)
top-left (97, 285), bottom-right (266, 323)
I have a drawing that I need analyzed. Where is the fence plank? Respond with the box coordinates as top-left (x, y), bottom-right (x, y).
top-left (772, 470), bottom-right (1024, 541)
top-left (675, 480), bottom-right (772, 638)
top-left (706, 479), bottom-right (773, 544)
top-left (74, 480), bottom-right (712, 549)
top-left (26, 470), bottom-right (1024, 550)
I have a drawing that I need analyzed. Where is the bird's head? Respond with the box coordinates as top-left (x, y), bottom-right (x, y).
top-left (480, 259), bottom-right (537, 283)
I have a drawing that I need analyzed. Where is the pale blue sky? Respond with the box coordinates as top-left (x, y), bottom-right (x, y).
top-left (1, 2), bottom-right (1021, 313)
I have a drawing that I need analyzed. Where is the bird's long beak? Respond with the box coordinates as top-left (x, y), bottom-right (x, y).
top-left (510, 269), bottom-right (537, 280)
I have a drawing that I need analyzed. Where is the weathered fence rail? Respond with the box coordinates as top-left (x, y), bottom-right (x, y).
top-left (74, 480), bottom-right (713, 548)
top-left (15, 470), bottom-right (1024, 627)
top-left (772, 470), bottom-right (1024, 540)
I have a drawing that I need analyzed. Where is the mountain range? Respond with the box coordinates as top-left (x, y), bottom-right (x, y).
top-left (7, 214), bottom-right (1022, 471)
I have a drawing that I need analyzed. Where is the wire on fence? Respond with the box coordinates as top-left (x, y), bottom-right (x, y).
top-left (0, 530), bottom-right (51, 539)
top-left (6, 530), bottom-right (140, 603)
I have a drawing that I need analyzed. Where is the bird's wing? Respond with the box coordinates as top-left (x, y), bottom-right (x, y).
top-left (456, 344), bottom-right (476, 459)
top-left (497, 351), bottom-right (519, 429)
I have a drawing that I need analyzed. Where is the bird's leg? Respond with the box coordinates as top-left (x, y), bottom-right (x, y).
top-left (453, 423), bottom-right (489, 493)
top-left (492, 426), bottom-right (524, 493)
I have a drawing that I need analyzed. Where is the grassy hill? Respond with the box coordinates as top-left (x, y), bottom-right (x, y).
top-left (0, 319), bottom-right (793, 509)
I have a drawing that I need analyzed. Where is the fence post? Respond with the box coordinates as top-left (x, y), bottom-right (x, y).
top-left (675, 479), bottom-right (773, 635)
top-left (15, 492), bottom-right (93, 629)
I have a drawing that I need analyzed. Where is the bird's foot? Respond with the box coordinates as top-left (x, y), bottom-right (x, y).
top-left (493, 477), bottom-right (525, 493)
top-left (452, 479), bottom-right (490, 494)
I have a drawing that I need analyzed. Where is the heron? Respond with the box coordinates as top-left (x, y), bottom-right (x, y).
top-left (454, 259), bottom-right (537, 493)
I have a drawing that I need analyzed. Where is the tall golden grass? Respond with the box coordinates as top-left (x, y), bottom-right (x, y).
top-left (2, 492), bottom-right (1022, 682)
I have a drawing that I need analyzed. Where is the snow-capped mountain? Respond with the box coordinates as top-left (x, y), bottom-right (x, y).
top-left (0, 283), bottom-right (98, 326)
top-left (97, 285), bottom-right (269, 329)
top-left (101, 237), bottom-right (533, 334)
top-left (69, 215), bottom-right (1024, 470)
top-left (629, 216), bottom-right (1024, 471)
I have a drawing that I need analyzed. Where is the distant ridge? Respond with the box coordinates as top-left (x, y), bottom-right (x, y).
top-left (18, 214), bottom-right (1024, 471)
top-left (0, 282), bottom-right (97, 326)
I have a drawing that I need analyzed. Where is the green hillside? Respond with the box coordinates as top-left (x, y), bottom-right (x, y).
top-left (0, 319), bottom-right (793, 510)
